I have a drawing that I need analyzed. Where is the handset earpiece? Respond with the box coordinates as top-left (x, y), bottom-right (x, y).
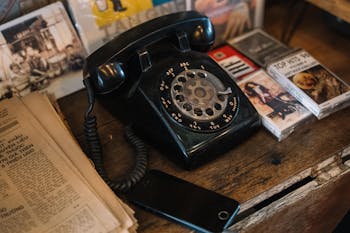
top-left (189, 20), bottom-right (215, 52)
top-left (94, 62), bottom-right (126, 94)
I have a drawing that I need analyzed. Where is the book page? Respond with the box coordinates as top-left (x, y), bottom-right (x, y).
top-left (21, 92), bottom-right (137, 232)
top-left (0, 97), bottom-right (120, 233)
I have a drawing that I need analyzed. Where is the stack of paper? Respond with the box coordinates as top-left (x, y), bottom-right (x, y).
top-left (0, 92), bottom-right (137, 233)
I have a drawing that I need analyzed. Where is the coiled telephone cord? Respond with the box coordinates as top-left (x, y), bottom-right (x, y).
top-left (83, 78), bottom-right (148, 193)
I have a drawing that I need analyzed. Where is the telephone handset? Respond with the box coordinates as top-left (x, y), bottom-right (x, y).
top-left (84, 11), bottom-right (215, 95)
top-left (83, 11), bottom-right (260, 171)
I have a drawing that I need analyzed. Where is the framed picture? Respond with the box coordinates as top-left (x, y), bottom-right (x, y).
top-left (0, 2), bottom-right (85, 100)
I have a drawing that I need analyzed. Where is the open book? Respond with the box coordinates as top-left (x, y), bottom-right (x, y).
top-left (0, 93), bottom-right (137, 233)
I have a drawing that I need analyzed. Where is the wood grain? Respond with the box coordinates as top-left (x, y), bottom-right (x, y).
top-left (307, 0), bottom-right (350, 24)
top-left (231, 168), bottom-right (350, 233)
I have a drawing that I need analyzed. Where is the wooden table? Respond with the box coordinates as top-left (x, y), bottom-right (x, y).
top-left (57, 3), bottom-right (350, 233)
top-left (307, 0), bottom-right (350, 24)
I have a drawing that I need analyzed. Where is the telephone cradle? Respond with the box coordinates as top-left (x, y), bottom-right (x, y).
top-left (83, 11), bottom-right (261, 169)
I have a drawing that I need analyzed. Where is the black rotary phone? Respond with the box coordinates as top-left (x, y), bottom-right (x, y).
top-left (83, 11), bottom-right (260, 170)
top-left (83, 11), bottom-right (260, 232)
top-left (84, 11), bottom-right (260, 168)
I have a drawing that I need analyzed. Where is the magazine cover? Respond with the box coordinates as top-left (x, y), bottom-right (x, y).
top-left (67, 0), bottom-right (186, 54)
top-left (0, 2), bottom-right (85, 101)
top-left (208, 44), bottom-right (258, 81)
top-left (238, 70), bottom-right (311, 140)
top-left (186, 0), bottom-right (265, 46)
top-left (229, 28), bottom-right (292, 67)
top-left (267, 50), bottom-right (350, 119)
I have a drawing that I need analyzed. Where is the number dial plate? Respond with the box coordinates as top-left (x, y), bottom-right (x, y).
top-left (160, 63), bottom-right (238, 132)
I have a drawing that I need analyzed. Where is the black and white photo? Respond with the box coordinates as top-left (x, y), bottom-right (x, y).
top-left (0, 2), bottom-right (85, 100)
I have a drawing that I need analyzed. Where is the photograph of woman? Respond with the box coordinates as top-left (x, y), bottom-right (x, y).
top-left (239, 70), bottom-right (311, 140)
top-left (244, 81), bottom-right (298, 120)
top-left (239, 71), bottom-right (310, 124)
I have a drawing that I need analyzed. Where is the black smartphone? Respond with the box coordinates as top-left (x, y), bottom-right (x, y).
top-left (125, 170), bottom-right (240, 233)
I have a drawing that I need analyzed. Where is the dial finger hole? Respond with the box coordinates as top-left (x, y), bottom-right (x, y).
top-left (214, 103), bottom-right (222, 110)
top-left (183, 103), bottom-right (192, 111)
top-left (174, 85), bottom-right (183, 92)
top-left (206, 108), bottom-right (214, 116)
top-left (186, 71), bottom-right (196, 78)
top-left (178, 76), bottom-right (186, 82)
top-left (194, 108), bottom-right (203, 116)
top-left (197, 72), bottom-right (207, 78)
top-left (175, 95), bottom-right (185, 102)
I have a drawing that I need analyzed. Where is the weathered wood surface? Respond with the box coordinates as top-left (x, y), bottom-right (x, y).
top-left (307, 0), bottom-right (350, 24)
top-left (57, 3), bottom-right (350, 233)
top-left (230, 164), bottom-right (350, 233)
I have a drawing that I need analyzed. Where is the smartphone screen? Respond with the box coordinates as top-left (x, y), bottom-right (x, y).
top-left (126, 170), bottom-right (240, 233)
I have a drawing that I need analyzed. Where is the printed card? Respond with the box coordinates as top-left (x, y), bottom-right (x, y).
top-left (267, 50), bottom-right (350, 119)
top-left (208, 44), bottom-right (259, 81)
top-left (238, 70), bottom-right (311, 140)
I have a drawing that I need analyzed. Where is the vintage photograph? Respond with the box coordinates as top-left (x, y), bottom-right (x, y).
top-left (187, 0), bottom-right (265, 45)
top-left (290, 65), bottom-right (350, 104)
top-left (0, 2), bottom-right (85, 101)
top-left (239, 70), bottom-right (310, 137)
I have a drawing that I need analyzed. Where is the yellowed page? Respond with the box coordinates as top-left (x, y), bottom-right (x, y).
top-left (0, 96), bottom-right (120, 233)
top-left (21, 92), bottom-right (137, 232)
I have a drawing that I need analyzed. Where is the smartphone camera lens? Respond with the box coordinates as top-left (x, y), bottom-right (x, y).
top-left (218, 210), bottom-right (229, 220)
